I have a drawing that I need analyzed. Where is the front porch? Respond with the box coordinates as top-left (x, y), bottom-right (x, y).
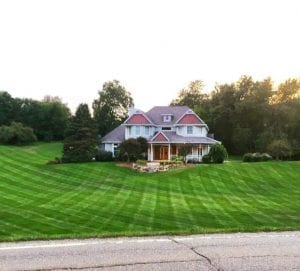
top-left (147, 144), bottom-right (210, 162)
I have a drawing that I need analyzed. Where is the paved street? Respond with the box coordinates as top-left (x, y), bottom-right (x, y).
top-left (0, 231), bottom-right (299, 271)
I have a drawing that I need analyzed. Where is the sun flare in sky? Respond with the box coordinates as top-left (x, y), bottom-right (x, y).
top-left (0, 0), bottom-right (299, 112)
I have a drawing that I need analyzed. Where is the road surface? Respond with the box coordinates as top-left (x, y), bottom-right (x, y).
top-left (0, 231), bottom-right (299, 270)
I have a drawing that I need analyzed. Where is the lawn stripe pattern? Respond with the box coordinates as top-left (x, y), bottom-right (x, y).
top-left (0, 142), bottom-right (299, 241)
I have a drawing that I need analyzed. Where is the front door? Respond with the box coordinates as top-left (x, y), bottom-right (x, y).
top-left (160, 146), bottom-right (169, 160)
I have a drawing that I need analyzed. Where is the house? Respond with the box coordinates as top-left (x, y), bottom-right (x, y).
top-left (101, 106), bottom-right (220, 162)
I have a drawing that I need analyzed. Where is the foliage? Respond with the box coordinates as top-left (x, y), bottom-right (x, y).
top-left (178, 144), bottom-right (193, 163)
top-left (170, 76), bottom-right (300, 155)
top-left (202, 154), bottom-right (211, 163)
top-left (118, 137), bottom-right (148, 162)
top-left (136, 159), bottom-right (147, 165)
top-left (208, 144), bottom-right (228, 163)
top-left (136, 136), bottom-right (148, 159)
top-left (93, 80), bottom-right (134, 136)
top-left (95, 150), bottom-right (114, 162)
top-left (243, 152), bottom-right (272, 162)
top-left (62, 104), bottom-right (97, 163)
top-left (171, 155), bottom-right (183, 162)
top-left (0, 92), bottom-right (71, 141)
top-left (0, 122), bottom-right (37, 145)
top-left (267, 139), bottom-right (292, 160)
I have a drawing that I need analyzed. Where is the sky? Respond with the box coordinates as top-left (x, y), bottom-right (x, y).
top-left (0, 0), bottom-right (299, 112)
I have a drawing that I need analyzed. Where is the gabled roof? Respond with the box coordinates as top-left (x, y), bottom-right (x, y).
top-left (101, 126), bottom-right (125, 143)
top-left (150, 132), bottom-right (169, 142)
top-left (176, 111), bottom-right (204, 125)
top-left (146, 106), bottom-right (189, 125)
top-left (124, 111), bottom-right (153, 125)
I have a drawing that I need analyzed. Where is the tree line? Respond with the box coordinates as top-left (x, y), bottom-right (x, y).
top-left (1, 76), bottom-right (299, 161)
top-left (171, 76), bottom-right (300, 159)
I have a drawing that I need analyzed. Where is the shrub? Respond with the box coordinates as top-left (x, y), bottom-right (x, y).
top-left (242, 152), bottom-right (272, 162)
top-left (136, 159), bottom-right (147, 166)
top-left (118, 138), bottom-right (141, 162)
top-left (252, 153), bottom-right (262, 162)
top-left (261, 153), bottom-right (272, 161)
top-left (267, 139), bottom-right (292, 160)
top-left (0, 122), bottom-right (37, 145)
top-left (187, 158), bottom-right (199, 164)
top-left (243, 153), bottom-right (253, 162)
top-left (95, 150), bottom-right (114, 162)
top-left (119, 137), bottom-right (148, 162)
top-left (208, 144), bottom-right (228, 163)
top-left (202, 154), bottom-right (211, 163)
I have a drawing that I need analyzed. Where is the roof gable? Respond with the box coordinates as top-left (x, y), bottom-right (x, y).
top-left (125, 113), bottom-right (151, 125)
top-left (176, 113), bottom-right (204, 125)
top-left (151, 132), bottom-right (169, 142)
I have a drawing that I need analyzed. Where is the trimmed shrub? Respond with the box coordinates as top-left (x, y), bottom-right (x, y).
top-left (252, 153), bottom-right (262, 162)
top-left (261, 153), bottom-right (272, 161)
top-left (95, 150), bottom-right (114, 162)
top-left (208, 144), bottom-right (228, 163)
top-left (242, 152), bottom-right (272, 162)
top-left (202, 154), bottom-right (211, 163)
top-left (243, 153), bottom-right (253, 162)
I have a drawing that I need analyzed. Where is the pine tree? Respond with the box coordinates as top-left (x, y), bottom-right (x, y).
top-left (62, 104), bottom-right (97, 163)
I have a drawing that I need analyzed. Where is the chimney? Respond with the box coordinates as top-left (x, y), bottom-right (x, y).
top-left (128, 106), bottom-right (136, 117)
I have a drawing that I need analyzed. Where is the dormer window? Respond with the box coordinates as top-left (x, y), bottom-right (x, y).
top-left (162, 114), bottom-right (172, 122)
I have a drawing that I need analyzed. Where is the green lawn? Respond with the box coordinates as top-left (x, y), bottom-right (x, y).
top-left (0, 143), bottom-right (299, 241)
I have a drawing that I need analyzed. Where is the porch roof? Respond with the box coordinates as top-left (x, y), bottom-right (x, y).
top-left (149, 131), bottom-right (220, 144)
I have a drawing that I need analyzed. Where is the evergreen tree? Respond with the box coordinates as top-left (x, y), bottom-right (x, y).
top-left (62, 104), bottom-right (97, 163)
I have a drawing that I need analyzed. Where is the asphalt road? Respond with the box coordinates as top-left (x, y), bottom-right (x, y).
top-left (0, 231), bottom-right (299, 271)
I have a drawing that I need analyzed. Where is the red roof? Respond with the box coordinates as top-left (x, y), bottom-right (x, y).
top-left (177, 114), bottom-right (203, 124)
top-left (152, 132), bottom-right (169, 142)
top-left (125, 114), bottom-right (151, 124)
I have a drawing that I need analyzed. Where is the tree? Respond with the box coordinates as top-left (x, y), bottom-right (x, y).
top-left (272, 78), bottom-right (300, 104)
top-left (0, 91), bottom-right (19, 126)
top-left (62, 104), bottom-right (97, 163)
top-left (170, 80), bottom-right (209, 109)
top-left (93, 80), bottom-right (134, 136)
top-left (267, 139), bottom-right (292, 160)
top-left (136, 137), bottom-right (148, 159)
top-left (178, 144), bottom-right (193, 164)
top-left (0, 122), bottom-right (37, 145)
top-left (119, 138), bottom-right (142, 162)
top-left (208, 144), bottom-right (228, 163)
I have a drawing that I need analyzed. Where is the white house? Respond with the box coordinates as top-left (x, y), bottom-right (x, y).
top-left (101, 106), bottom-right (220, 161)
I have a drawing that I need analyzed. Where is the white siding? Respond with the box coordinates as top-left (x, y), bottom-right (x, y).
top-left (125, 126), bottom-right (155, 140)
top-left (176, 126), bottom-right (208, 137)
top-left (104, 143), bottom-right (113, 153)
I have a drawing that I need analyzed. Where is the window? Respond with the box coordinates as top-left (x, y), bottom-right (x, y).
top-left (162, 127), bottom-right (171, 131)
top-left (135, 126), bottom-right (140, 135)
top-left (128, 126), bottom-right (132, 135)
top-left (145, 126), bottom-right (149, 135)
top-left (187, 126), bottom-right (193, 135)
top-left (163, 115), bottom-right (172, 122)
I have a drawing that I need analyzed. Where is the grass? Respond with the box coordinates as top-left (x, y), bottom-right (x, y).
top-left (0, 142), bottom-right (299, 241)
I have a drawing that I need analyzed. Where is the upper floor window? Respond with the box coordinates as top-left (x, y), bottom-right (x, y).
top-left (163, 115), bottom-right (172, 122)
top-left (187, 126), bottom-right (193, 135)
top-left (145, 126), bottom-right (149, 135)
top-left (135, 126), bottom-right (140, 135)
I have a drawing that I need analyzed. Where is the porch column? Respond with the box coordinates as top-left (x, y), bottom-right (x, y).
top-left (168, 144), bottom-right (171, 160)
top-left (150, 143), bottom-right (153, 161)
